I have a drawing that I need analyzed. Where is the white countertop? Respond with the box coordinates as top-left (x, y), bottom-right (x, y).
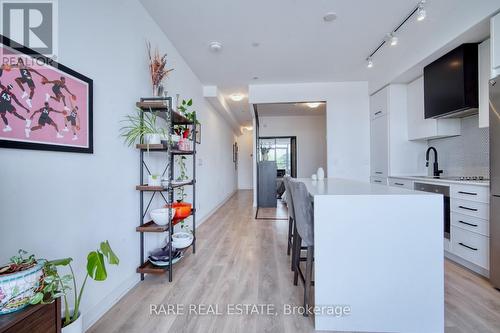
top-left (389, 175), bottom-right (490, 187)
top-left (296, 178), bottom-right (432, 196)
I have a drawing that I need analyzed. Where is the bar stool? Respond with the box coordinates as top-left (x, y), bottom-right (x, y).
top-left (283, 175), bottom-right (295, 257)
top-left (289, 180), bottom-right (314, 316)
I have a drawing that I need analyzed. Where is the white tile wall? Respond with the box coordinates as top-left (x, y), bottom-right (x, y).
top-left (428, 115), bottom-right (489, 177)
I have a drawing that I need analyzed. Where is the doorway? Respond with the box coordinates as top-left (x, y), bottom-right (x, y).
top-left (258, 136), bottom-right (297, 178)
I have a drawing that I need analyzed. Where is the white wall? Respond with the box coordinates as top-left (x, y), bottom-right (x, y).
top-left (249, 82), bottom-right (370, 184)
top-left (236, 129), bottom-right (254, 189)
top-left (0, 0), bottom-right (236, 330)
top-left (259, 115), bottom-right (327, 178)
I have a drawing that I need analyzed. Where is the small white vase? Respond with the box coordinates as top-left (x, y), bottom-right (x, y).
top-left (62, 313), bottom-right (83, 333)
top-left (145, 134), bottom-right (161, 145)
top-left (317, 167), bottom-right (325, 180)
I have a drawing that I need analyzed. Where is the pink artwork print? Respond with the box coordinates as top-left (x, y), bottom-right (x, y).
top-left (0, 39), bottom-right (93, 153)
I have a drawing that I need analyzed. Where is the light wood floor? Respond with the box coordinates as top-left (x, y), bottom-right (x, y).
top-left (89, 190), bottom-right (500, 333)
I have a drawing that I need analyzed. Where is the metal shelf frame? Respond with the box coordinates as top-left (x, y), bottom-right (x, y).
top-left (137, 96), bottom-right (197, 282)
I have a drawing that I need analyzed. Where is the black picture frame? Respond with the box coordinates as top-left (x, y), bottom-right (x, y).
top-left (0, 34), bottom-right (93, 154)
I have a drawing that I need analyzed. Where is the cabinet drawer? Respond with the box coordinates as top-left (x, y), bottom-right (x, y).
top-left (451, 198), bottom-right (489, 219)
top-left (450, 184), bottom-right (489, 203)
top-left (451, 212), bottom-right (489, 236)
top-left (451, 226), bottom-right (489, 269)
top-left (370, 177), bottom-right (387, 185)
top-left (388, 178), bottom-right (413, 189)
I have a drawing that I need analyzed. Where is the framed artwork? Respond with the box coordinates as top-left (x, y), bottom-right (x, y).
top-left (0, 34), bottom-right (93, 153)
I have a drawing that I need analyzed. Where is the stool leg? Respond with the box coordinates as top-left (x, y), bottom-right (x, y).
top-left (287, 217), bottom-right (293, 256)
top-left (293, 234), bottom-right (301, 286)
top-left (291, 222), bottom-right (297, 272)
top-left (303, 245), bottom-right (314, 317)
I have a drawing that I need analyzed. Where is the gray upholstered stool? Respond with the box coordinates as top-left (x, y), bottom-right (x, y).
top-left (283, 175), bottom-right (295, 257)
top-left (289, 179), bottom-right (314, 316)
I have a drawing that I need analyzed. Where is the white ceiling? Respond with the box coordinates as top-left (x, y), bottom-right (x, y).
top-left (140, 0), bottom-right (500, 125)
top-left (257, 102), bottom-right (326, 117)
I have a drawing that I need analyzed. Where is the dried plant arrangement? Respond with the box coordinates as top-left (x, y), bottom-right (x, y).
top-left (146, 41), bottom-right (174, 92)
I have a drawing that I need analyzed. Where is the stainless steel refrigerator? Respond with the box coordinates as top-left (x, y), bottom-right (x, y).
top-left (490, 75), bottom-right (500, 289)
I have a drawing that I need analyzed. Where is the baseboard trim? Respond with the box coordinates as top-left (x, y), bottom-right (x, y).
top-left (445, 251), bottom-right (489, 278)
top-left (84, 273), bottom-right (140, 331)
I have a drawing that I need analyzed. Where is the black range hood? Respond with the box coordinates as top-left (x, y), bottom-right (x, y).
top-left (423, 43), bottom-right (479, 119)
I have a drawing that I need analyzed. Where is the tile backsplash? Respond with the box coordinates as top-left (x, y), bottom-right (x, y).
top-left (428, 115), bottom-right (489, 177)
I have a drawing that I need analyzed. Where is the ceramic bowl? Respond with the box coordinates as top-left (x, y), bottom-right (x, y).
top-left (172, 232), bottom-right (193, 249)
top-left (150, 208), bottom-right (176, 226)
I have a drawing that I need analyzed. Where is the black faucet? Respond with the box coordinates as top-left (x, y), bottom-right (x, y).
top-left (425, 146), bottom-right (443, 177)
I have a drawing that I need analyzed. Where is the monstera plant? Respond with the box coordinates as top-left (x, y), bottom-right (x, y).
top-left (30, 241), bottom-right (119, 329)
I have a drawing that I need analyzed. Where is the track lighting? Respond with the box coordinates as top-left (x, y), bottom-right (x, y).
top-left (389, 33), bottom-right (398, 46)
top-left (364, 1), bottom-right (427, 68)
top-left (417, 1), bottom-right (426, 21)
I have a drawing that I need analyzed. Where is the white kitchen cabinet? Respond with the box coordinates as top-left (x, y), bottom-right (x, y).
top-left (406, 77), bottom-right (461, 140)
top-left (388, 177), bottom-right (414, 190)
top-left (479, 39), bottom-right (490, 128)
top-left (370, 176), bottom-right (387, 185)
top-left (370, 114), bottom-right (388, 177)
top-left (492, 13), bottom-right (500, 78)
top-left (451, 226), bottom-right (489, 269)
top-left (370, 85), bottom-right (427, 180)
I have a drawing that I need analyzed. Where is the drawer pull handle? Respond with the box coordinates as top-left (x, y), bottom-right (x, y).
top-left (375, 171), bottom-right (383, 174)
top-left (374, 111), bottom-right (382, 115)
top-left (458, 205), bottom-right (478, 212)
top-left (458, 220), bottom-right (478, 227)
top-left (458, 242), bottom-right (478, 251)
top-left (374, 180), bottom-right (382, 183)
top-left (458, 191), bottom-right (477, 196)
top-left (394, 183), bottom-right (405, 186)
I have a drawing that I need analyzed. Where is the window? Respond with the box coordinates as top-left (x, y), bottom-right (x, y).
top-left (259, 138), bottom-right (292, 175)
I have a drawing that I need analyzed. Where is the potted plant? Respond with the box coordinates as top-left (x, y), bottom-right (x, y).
top-left (169, 156), bottom-right (192, 225)
top-left (0, 250), bottom-right (45, 315)
top-left (120, 108), bottom-right (167, 147)
top-left (30, 241), bottom-right (119, 333)
top-left (176, 99), bottom-right (200, 150)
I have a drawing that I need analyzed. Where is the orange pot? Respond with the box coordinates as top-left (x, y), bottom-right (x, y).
top-left (171, 202), bottom-right (192, 219)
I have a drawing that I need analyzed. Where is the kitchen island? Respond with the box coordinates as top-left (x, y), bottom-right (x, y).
top-left (298, 178), bottom-right (444, 333)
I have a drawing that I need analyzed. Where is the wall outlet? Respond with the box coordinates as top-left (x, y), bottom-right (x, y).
top-left (198, 158), bottom-right (203, 166)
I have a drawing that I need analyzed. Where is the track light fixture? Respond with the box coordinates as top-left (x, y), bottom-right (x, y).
top-left (367, 57), bottom-right (373, 68)
top-left (417, 1), bottom-right (426, 21)
top-left (388, 33), bottom-right (398, 46)
top-left (364, 0), bottom-right (427, 68)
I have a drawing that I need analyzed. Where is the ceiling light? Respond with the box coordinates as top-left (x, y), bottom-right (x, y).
top-left (323, 12), bottom-right (337, 22)
top-left (230, 94), bottom-right (244, 102)
top-left (209, 41), bottom-right (223, 52)
top-left (417, 1), bottom-right (426, 21)
top-left (388, 33), bottom-right (398, 46)
top-left (306, 102), bottom-right (321, 109)
top-left (367, 58), bottom-right (373, 68)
